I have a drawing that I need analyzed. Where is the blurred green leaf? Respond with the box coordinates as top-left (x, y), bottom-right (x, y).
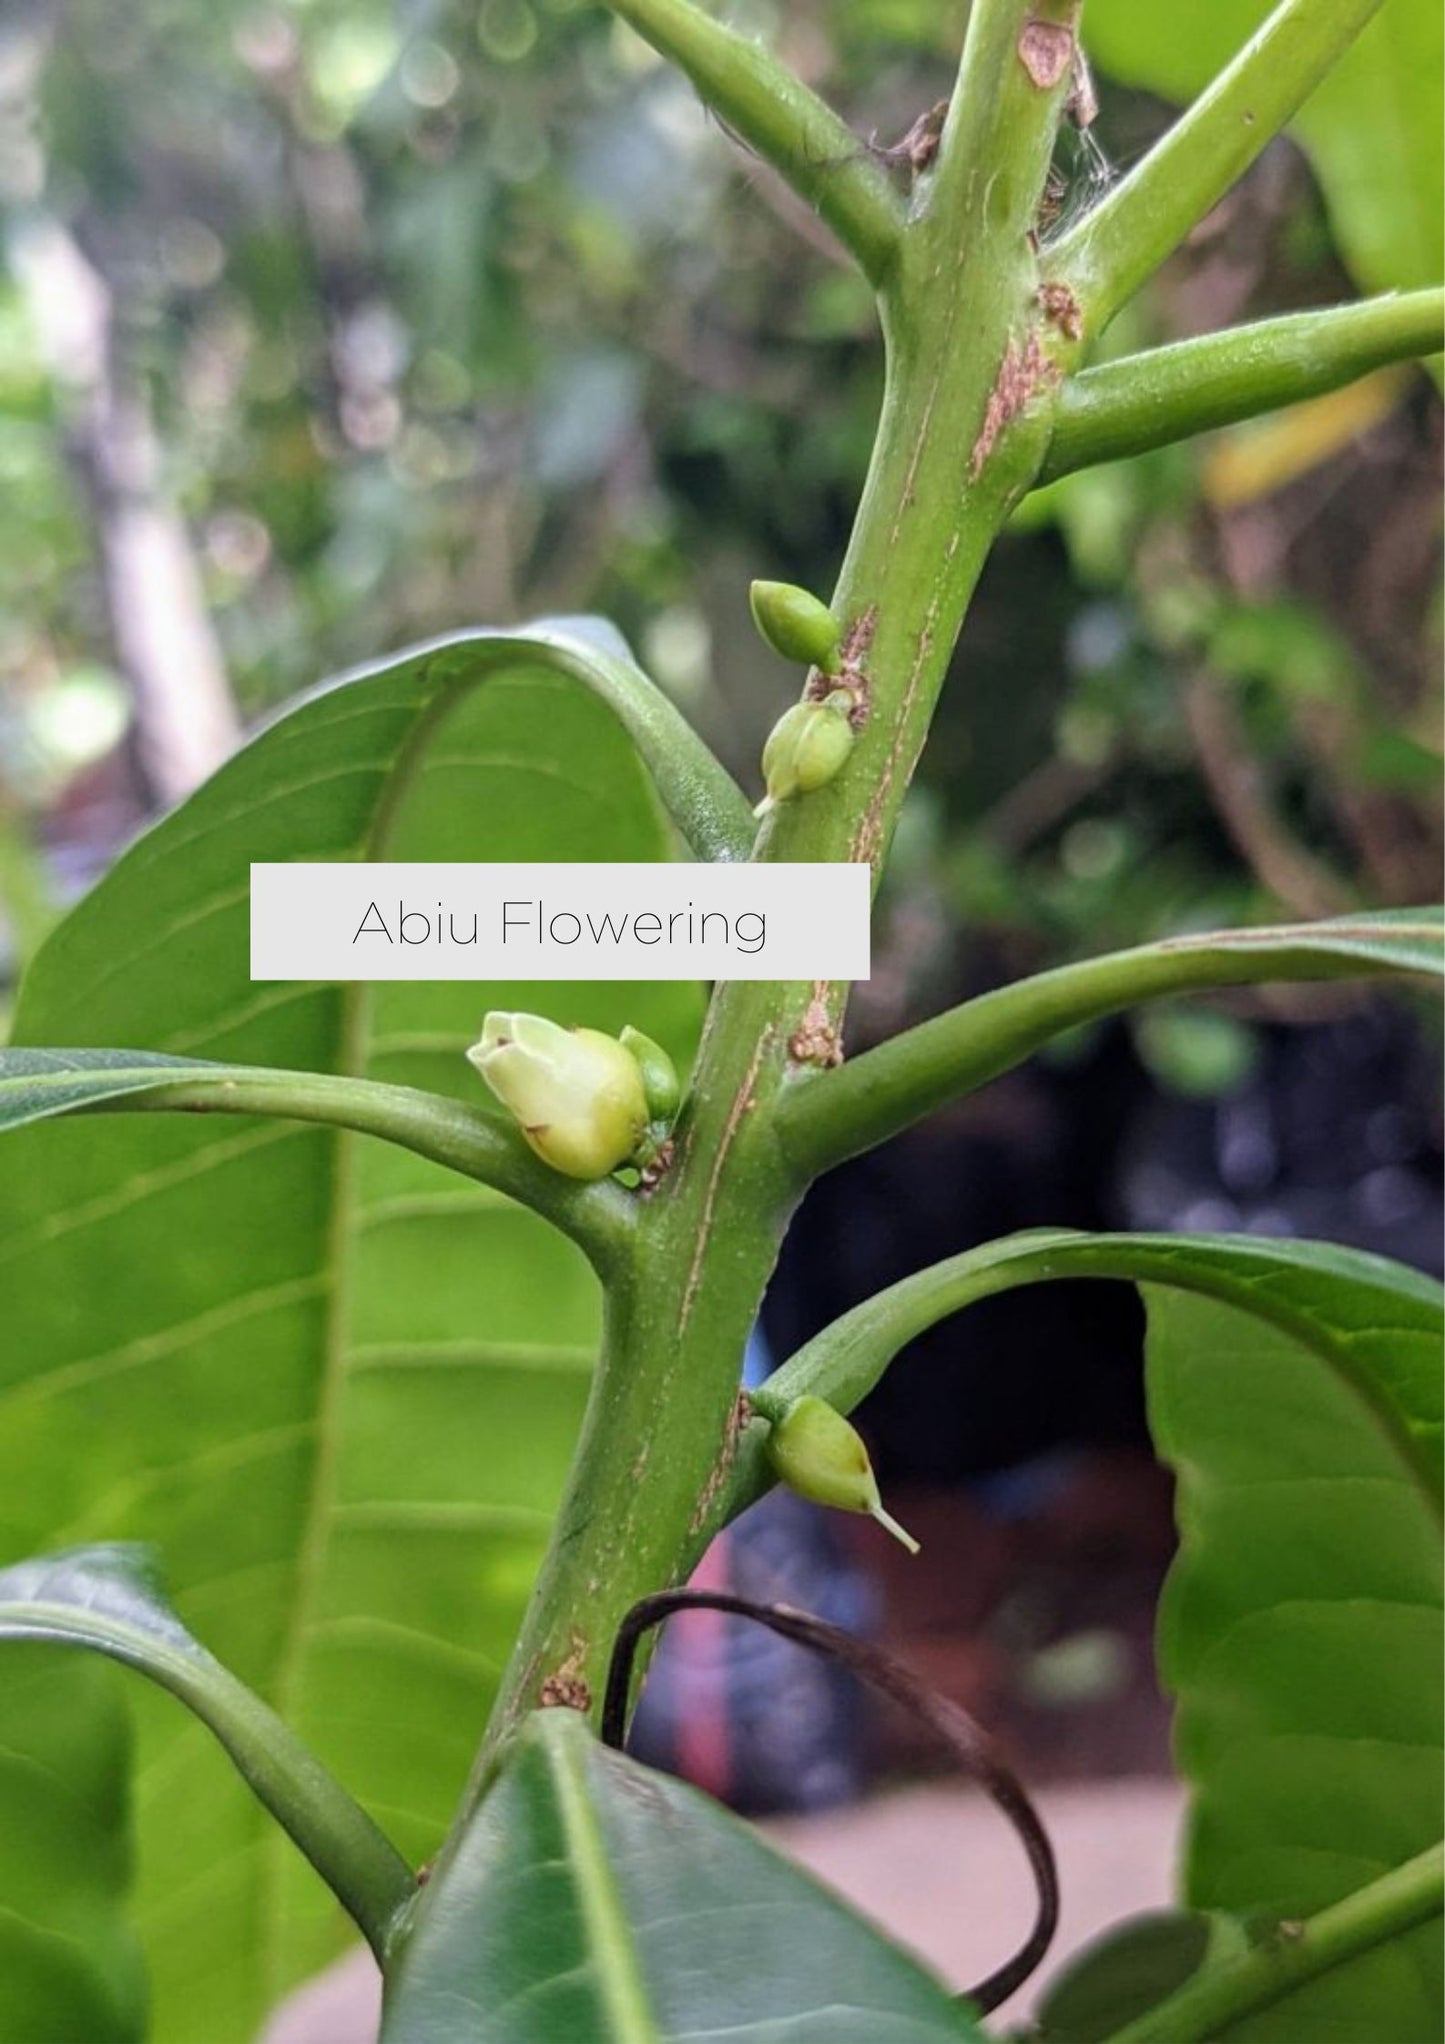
top-left (0, 1646), bottom-right (143, 2044)
top-left (0, 1544), bottom-right (411, 1966)
top-left (1086, 0), bottom-right (1445, 294)
top-left (1133, 1005), bottom-right (1260, 1098)
top-left (761, 1229), bottom-right (1443, 2036)
top-left (382, 1708), bottom-right (981, 2042)
top-left (1032, 1909), bottom-right (1225, 2041)
top-left (1207, 601), bottom-right (1359, 707)
top-left (1146, 1265), bottom-right (1443, 2039)
top-left (0, 627), bottom-right (701, 2042)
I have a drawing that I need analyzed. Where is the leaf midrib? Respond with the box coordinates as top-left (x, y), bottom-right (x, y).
top-left (549, 1732), bottom-right (660, 2044)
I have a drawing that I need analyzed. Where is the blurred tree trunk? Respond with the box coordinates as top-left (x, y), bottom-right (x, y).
top-left (12, 214), bottom-right (239, 808)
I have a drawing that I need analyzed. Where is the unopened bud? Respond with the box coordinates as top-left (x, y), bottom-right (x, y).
top-left (757, 696), bottom-right (855, 815)
top-left (467, 1012), bottom-right (648, 1180)
top-left (619, 1026), bottom-right (681, 1126)
top-left (763, 1394), bottom-right (920, 1553)
top-left (750, 580), bottom-right (842, 672)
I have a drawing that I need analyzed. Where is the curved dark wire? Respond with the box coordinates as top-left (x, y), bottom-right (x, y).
top-left (603, 1587), bottom-right (1060, 2015)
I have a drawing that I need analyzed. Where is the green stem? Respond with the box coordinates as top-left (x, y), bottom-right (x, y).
top-left (599, 0), bottom-right (904, 285)
top-left (0, 1054), bottom-right (633, 1273)
top-left (718, 1229), bottom-right (1442, 1524)
top-left (4, 1598), bottom-right (414, 1959)
top-left (778, 912), bottom-right (1444, 1179)
top-left (1041, 289), bottom-right (1445, 483)
top-left (455, 0), bottom-right (1077, 1802)
top-left (1049, 0), bottom-right (1388, 336)
top-left (1101, 1845), bottom-right (1444, 2044)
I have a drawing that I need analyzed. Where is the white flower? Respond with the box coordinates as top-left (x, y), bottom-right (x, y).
top-left (467, 1012), bottom-right (649, 1181)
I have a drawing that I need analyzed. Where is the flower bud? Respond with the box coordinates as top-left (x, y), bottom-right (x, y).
top-left (467, 1012), bottom-right (648, 1180)
top-left (619, 1026), bottom-right (681, 1126)
top-left (763, 1394), bottom-right (920, 1553)
top-left (750, 580), bottom-right (842, 672)
top-left (757, 696), bottom-right (855, 814)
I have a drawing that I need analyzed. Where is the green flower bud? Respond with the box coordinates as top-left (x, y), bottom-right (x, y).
top-left (467, 1012), bottom-right (648, 1180)
top-left (750, 580), bottom-right (842, 672)
top-left (763, 1394), bottom-right (920, 1553)
top-left (619, 1025), bottom-right (681, 1126)
top-left (757, 696), bottom-right (855, 813)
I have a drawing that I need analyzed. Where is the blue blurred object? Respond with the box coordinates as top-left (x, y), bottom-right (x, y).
top-left (627, 1328), bottom-right (875, 1815)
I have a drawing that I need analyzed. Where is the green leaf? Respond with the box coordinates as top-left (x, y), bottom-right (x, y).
top-left (0, 1545), bottom-right (412, 1959)
top-left (1108, 907), bottom-right (1445, 985)
top-left (749, 1231), bottom-right (1443, 2039)
top-left (0, 1047), bottom-right (249, 1125)
top-left (781, 910), bottom-right (1445, 1175)
top-left (1149, 905), bottom-right (1445, 978)
top-left (1085, 0), bottom-right (1444, 295)
top-left (750, 1228), bottom-right (1442, 1518)
top-left (1146, 1283), bottom-right (1443, 2039)
top-left (1030, 1909), bottom-right (1227, 2041)
top-left (0, 1649), bottom-right (144, 2044)
top-left (0, 625), bottom-right (703, 2041)
top-left (0, 1050), bottom-right (630, 1261)
top-left (381, 1708), bottom-right (980, 2042)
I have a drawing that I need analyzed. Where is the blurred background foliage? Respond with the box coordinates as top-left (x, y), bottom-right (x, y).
top-left (0, 0), bottom-right (1440, 1086)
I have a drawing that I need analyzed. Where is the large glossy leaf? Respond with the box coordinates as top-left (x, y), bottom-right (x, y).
top-left (382, 1708), bottom-right (981, 2042)
top-left (0, 624), bottom-right (703, 2041)
top-left (1085, 0), bottom-right (1444, 296)
top-left (758, 1231), bottom-right (1443, 1504)
top-left (1147, 1281), bottom-right (1442, 2039)
top-left (755, 1232), bottom-right (1442, 2036)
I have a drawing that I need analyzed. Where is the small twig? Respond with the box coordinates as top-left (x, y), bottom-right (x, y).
top-left (1039, 291), bottom-right (1445, 485)
top-left (1184, 669), bottom-right (1347, 918)
top-left (600, 0), bottom-right (904, 284)
top-left (603, 1587), bottom-right (1059, 2015)
top-left (1050, 0), bottom-right (1389, 334)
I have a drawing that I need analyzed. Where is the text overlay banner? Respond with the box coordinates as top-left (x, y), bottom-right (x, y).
top-left (251, 863), bottom-right (870, 981)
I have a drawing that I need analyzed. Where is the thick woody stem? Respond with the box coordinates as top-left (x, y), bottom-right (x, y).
top-left (454, 0), bottom-right (1079, 1813)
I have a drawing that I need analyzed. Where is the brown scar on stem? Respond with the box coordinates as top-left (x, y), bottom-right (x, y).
top-left (540, 1633), bottom-right (591, 1711)
top-left (890, 368), bottom-right (945, 545)
top-left (690, 1389), bottom-right (750, 1534)
top-left (637, 1136), bottom-right (675, 1198)
top-left (969, 327), bottom-right (1059, 482)
top-left (851, 602), bottom-right (938, 869)
top-left (679, 1026), bottom-right (775, 1331)
top-left (807, 603), bottom-right (877, 727)
top-left (1038, 280), bottom-right (1083, 341)
top-left (1018, 16), bottom-right (1076, 91)
top-left (807, 669), bottom-right (872, 730)
top-left (540, 1674), bottom-right (591, 1710)
top-left (789, 981), bottom-right (844, 1068)
top-left (843, 604), bottom-right (878, 666)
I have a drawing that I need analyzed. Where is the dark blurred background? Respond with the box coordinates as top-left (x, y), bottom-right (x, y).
top-left (1, 0), bottom-right (1441, 1882)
